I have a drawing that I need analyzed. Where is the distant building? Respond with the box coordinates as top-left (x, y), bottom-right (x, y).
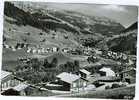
top-left (41, 48), bottom-right (45, 53)
top-left (56, 72), bottom-right (88, 92)
top-left (32, 49), bottom-right (37, 53)
top-left (37, 49), bottom-right (41, 54)
top-left (52, 47), bottom-right (58, 52)
top-left (94, 49), bottom-right (102, 55)
top-left (3, 44), bottom-right (10, 49)
top-left (27, 48), bottom-right (31, 53)
top-left (62, 48), bottom-right (69, 53)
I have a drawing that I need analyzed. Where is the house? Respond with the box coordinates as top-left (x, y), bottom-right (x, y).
top-left (52, 47), bottom-right (58, 52)
top-left (79, 69), bottom-right (91, 79)
top-left (99, 67), bottom-right (116, 77)
top-left (41, 48), bottom-right (45, 53)
top-left (94, 49), bottom-right (102, 55)
top-left (11, 46), bottom-right (16, 51)
top-left (119, 68), bottom-right (136, 84)
top-left (1, 83), bottom-right (29, 96)
top-left (37, 49), bottom-right (41, 54)
top-left (27, 48), bottom-right (32, 53)
top-left (62, 48), bottom-right (69, 53)
top-left (32, 49), bottom-right (37, 54)
top-left (12, 83), bottom-right (29, 96)
top-left (4, 44), bottom-right (10, 49)
top-left (56, 72), bottom-right (88, 92)
top-left (1, 70), bottom-right (29, 95)
top-left (1, 70), bottom-right (24, 91)
top-left (1, 70), bottom-right (13, 91)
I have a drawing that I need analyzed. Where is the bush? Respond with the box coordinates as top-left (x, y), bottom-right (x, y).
top-left (105, 85), bottom-right (111, 90)
top-left (111, 83), bottom-right (120, 89)
top-left (93, 81), bottom-right (104, 87)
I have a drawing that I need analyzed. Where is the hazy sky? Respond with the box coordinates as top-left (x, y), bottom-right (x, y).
top-left (46, 3), bottom-right (138, 28)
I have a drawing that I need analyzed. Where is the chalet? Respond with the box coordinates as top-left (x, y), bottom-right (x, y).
top-left (62, 48), bottom-right (70, 53)
top-left (32, 49), bottom-right (37, 54)
top-left (1, 70), bottom-right (29, 95)
top-left (27, 48), bottom-right (32, 53)
top-left (41, 48), bottom-right (45, 53)
top-left (119, 68), bottom-right (136, 84)
top-left (3, 44), bottom-right (10, 49)
top-left (46, 48), bottom-right (51, 52)
top-left (44, 49), bottom-right (49, 53)
top-left (79, 69), bottom-right (91, 79)
top-left (99, 67), bottom-right (116, 77)
top-left (37, 49), bottom-right (41, 54)
top-left (94, 49), bottom-right (102, 55)
top-left (52, 47), bottom-right (58, 52)
top-left (11, 46), bottom-right (16, 51)
top-left (1, 70), bottom-right (23, 91)
top-left (56, 72), bottom-right (88, 92)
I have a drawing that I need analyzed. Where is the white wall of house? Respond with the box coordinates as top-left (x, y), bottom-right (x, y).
top-left (99, 67), bottom-right (116, 77)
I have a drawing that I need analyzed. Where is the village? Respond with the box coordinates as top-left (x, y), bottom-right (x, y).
top-left (1, 1), bottom-right (137, 99)
top-left (1, 40), bottom-right (136, 97)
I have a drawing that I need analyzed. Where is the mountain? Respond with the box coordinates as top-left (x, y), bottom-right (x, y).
top-left (107, 22), bottom-right (137, 55)
top-left (3, 2), bottom-right (126, 50)
top-left (2, 2), bottom-right (137, 73)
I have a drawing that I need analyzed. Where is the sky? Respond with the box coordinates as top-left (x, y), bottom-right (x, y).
top-left (46, 3), bottom-right (138, 28)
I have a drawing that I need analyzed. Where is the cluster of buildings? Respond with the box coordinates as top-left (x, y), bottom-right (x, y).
top-left (3, 42), bottom-right (29, 51)
top-left (49, 65), bottom-right (136, 93)
top-left (3, 42), bottom-right (60, 54)
top-left (103, 51), bottom-right (128, 61)
top-left (1, 64), bottom-right (136, 95)
top-left (26, 46), bottom-right (59, 54)
top-left (47, 69), bottom-right (91, 92)
top-left (45, 67), bottom-right (116, 92)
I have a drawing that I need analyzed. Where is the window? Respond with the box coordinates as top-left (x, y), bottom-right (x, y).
top-left (83, 82), bottom-right (87, 86)
top-left (73, 83), bottom-right (76, 88)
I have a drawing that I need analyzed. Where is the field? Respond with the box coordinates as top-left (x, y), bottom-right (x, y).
top-left (58, 85), bottom-right (135, 99)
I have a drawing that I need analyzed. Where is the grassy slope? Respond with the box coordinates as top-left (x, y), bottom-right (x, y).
top-left (60, 86), bottom-right (135, 99)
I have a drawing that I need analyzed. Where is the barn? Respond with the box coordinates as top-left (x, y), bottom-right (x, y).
top-left (56, 72), bottom-right (88, 92)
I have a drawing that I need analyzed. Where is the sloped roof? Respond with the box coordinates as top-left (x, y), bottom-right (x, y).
top-left (1, 70), bottom-right (12, 80)
top-left (80, 69), bottom-right (90, 75)
top-left (13, 83), bottom-right (29, 91)
top-left (56, 72), bottom-right (80, 84)
top-left (99, 67), bottom-right (115, 76)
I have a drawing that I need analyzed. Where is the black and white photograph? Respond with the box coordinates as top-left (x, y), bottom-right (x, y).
top-left (0, 1), bottom-right (138, 99)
